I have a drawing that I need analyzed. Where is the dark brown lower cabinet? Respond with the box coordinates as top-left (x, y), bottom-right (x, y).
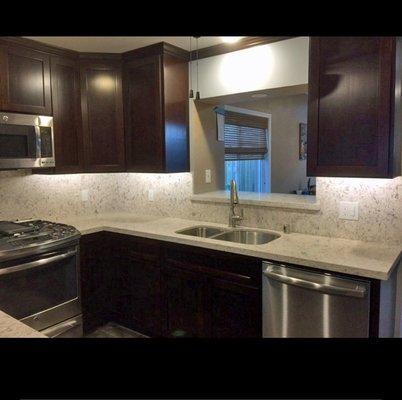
top-left (209, 278), bottom-right (261, 338)
top-left (80, 233), bottom-right (262, 337)
top-left (111, 235), bottom-right (162, 337)
top-left (162, 265), bottom-right (208, 337)
top-left (80, 232), bottom-right (115, 334)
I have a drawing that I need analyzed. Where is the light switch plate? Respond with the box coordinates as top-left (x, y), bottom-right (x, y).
top-left (339, 201), bottom-right (359, 221)
top-left (81, 189), bottom-right (89, 202)
top-left (148, 189), bottom-right (154, 202)
top-left (205, 169), bottom-right (212, 184)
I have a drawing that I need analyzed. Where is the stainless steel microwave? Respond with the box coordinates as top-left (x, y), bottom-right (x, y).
top-left (0, 112), bottom-right (55, 169)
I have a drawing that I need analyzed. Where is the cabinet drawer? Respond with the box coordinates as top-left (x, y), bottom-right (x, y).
top-left (164, 243), bottom-right (216, 270)
top-left (163, 243), bottom-right (261, 287)
top-left (109, 233), bottom-right (161, 263)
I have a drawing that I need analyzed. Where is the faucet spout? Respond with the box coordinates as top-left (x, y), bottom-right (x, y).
top-left (230, 179), bottom-right (239, 205)
top-left (229, 179), bottom-right (243, 228)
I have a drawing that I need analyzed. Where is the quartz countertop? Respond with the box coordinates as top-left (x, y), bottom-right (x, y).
top-left (0, 310), bottom-right (47, 338)
top-left (58, 212), bottom-right (402, 281)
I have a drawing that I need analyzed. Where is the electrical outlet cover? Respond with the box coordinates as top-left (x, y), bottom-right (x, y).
top-left (205, 169), bottom-right (212, 184)
top-left (81, 189), bottom-right (89, 202)
top-left (339, 201), bottom-right (359, 221)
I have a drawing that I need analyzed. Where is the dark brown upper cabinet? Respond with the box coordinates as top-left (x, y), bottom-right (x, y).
top-left (0, 44), bottom-right (52, 115)
top-left (80, 56), bottom-right (126, 172)
top-left (123, 43), bottom-right (189, 173)
top-left (307, 36), bottom-right (402, 178)
top-left (50, 55), bottom-right (84, 173)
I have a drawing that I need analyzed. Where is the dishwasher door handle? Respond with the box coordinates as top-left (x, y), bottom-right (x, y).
top-left (263, 268), bottom-right (367, 298)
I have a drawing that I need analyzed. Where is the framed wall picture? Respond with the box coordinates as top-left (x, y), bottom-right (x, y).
top-left (299, 122), bottom-right (307, 160)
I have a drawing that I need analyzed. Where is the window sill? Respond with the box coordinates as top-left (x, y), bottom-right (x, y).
top-left (190, 190), bottom-right (320, 212)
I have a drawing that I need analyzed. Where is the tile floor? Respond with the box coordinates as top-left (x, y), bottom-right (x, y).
top-left (85, 322), bottom-right (148, 338)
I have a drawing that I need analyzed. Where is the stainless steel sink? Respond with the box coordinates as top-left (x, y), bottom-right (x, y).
top-left (176, 226), bottom-right (227, 238)
top-left (176, 225), bottom-right (280, 245)
top-left (212, 229), bottom-right (280, 245)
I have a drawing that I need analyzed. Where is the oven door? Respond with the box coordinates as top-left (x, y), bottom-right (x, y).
top-left (0, 112), bottom-right (41, 169)
top-left (0, 245), bottom-right (81, 331)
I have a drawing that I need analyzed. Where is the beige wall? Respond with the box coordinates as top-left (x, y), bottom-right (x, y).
top-left (190, 101), bottom-right (225, 193)
top-left (234, 94), bottom-right (311, 194)
top-left (190, 37), bottom-right (309, 98)
top-left (191, 93), bottom-right (312, 194)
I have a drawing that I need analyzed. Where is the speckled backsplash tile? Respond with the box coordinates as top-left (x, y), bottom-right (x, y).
top-left (0, 170), bottom-right (118, 221)
top-left (1, 170), bottom-right (401, 245)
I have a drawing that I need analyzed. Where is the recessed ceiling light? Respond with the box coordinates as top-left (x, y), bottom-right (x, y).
top-left (251, 93), bottom-right (268, 98)
top-left (220, 36), bottom-right (243, 44)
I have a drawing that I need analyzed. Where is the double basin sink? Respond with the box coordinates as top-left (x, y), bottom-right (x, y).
top-left (175, 225), bottom-right (280, 245)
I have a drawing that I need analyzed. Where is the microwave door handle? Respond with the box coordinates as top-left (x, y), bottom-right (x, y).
top-left (263, 269), bottom-right (367, 298)
top-left (0, 250), bottom-right (77, 276)
top-left (35, 125), bottom-right (41, 159)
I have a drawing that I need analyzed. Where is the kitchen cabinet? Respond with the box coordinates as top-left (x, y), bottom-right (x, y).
top-left (163, 264), bottom-right (208, 337)
top-left (123, 43), bottom-right (189, 173)
top-left (111, 234), bottom-right (162, 337)
top-left (50, 55), bottom-right (84, 173)
top-left (0, 43), bottom-right (52, 115)
top-left (162, 242), bottom-right (261, 338)
top-left (80, 232), bottom-right (115, 334)
top-left (209, 278), bottom-right (260, 338)
top-left (80, 56), bottom-right (126, 172)
top-left (307, 36), bottom-right (402, 178)
top-left (79, 233), bottom-right (262, 337)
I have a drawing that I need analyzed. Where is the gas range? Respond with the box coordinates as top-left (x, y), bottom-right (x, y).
top-left (0, 219), bottom-right (82, 337)
top-left (0, 219), bottom-right (81, 262)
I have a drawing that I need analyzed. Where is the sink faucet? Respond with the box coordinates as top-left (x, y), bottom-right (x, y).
top-left (229, 179), bottom-right (244, 228)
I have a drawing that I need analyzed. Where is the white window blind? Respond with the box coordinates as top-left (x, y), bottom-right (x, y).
top-left (224, 111), bottom-right (268, 161)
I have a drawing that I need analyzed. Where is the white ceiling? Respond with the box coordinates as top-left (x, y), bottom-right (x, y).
top-left (24, 36), bottom-right (228, 53)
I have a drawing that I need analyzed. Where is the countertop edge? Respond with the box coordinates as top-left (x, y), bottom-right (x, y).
top-left (190, 195), bottom-right (321, 212)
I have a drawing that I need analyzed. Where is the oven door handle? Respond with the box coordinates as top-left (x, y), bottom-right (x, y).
top-left (0, 250), bottom-right (77, 276)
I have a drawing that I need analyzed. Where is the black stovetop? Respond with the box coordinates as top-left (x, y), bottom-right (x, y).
top-left (0, 219), bottom-right (80, 257)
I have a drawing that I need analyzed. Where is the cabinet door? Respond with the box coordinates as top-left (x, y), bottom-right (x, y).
top-left (307, 37), bottom-right (396, 178)
top-left (113, 254), bottom-right (162, 337)
top-left (163, 53), bottom-right (190, 172)
top-left (162, 265), bottom-right (207, 337)
top-left (208, 278), bottom-right (261, 338)
top-left (51, 56), bottom-right (84, 173)
top-left (123, 55), bottom-right (165, 172)
top-left (0, 45), bottom-right (52, 115)
top-left (80, 60), bottom-right (125, 172)
top-left (80, 233), bottom-right (114, 334)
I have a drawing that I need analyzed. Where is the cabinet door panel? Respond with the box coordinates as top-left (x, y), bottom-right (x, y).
top-left (80, 60), bottom-right (125, 172)
top-left (51, 56), bottom-right (83, 173)
top-left (308, 37), bottom-right (395, 178)
top-left (164, 53), bottom-right (189, 172)
top-left (80, 233), bottom-right (113, 334)
top-left (123, 55), bottom-right (164, 172)
top-left (162, 265), bottom-right (207, 337)
top-left (0, 45), bottom-right (52, 115)
top-left (113, 255), bottom-right (162, 337)
top-left (209, 278), bottom-right (261, 338)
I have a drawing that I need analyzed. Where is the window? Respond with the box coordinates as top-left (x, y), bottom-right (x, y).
top-left (222, 109), bottom-right (270, 192)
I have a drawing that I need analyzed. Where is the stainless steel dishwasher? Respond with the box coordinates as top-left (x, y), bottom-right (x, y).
top-left (262, 261), bottom-right (371, 338)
